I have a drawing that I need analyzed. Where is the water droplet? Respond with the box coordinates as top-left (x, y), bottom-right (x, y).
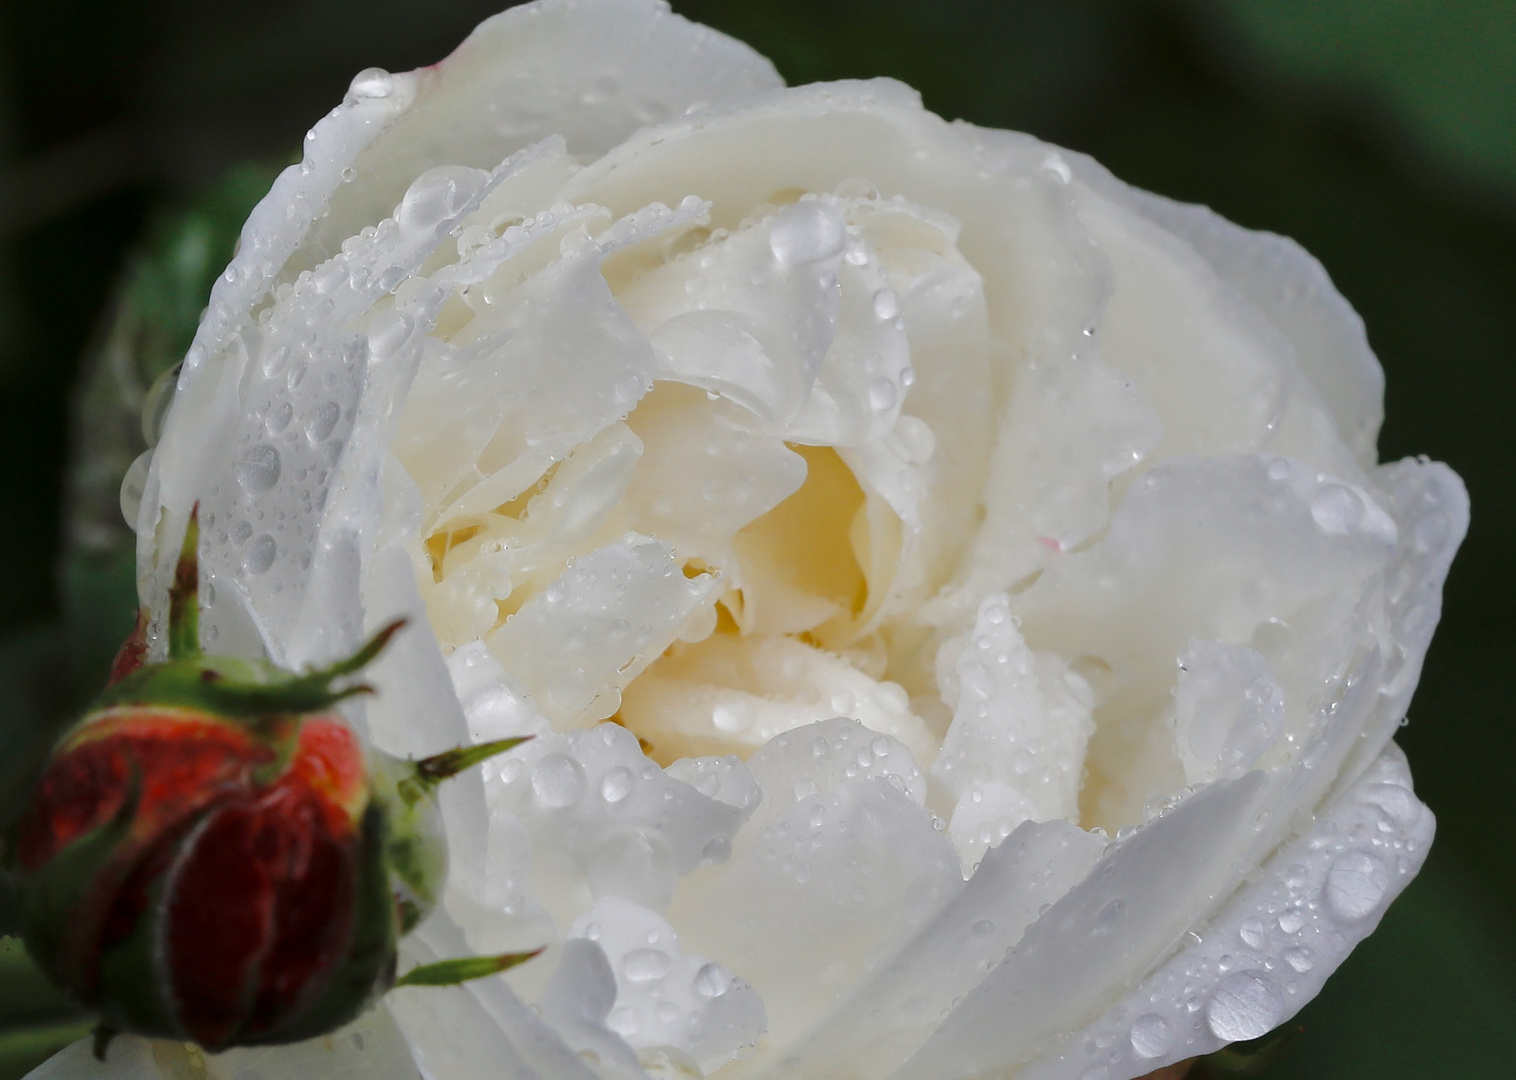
top-left (872, 288), bottom-right (900, 320)
top-left (115, 451), bottom-right (153, 530)
top-left (1129, 1013), bottom-right (1173, 1059)
top-left (1238, 917), bottom-right (1269, 950)
top-left (348, 67), bottom-right (394, 99)
top-left (769, 201), bottom-right (847, 265)
top-left (266, 400), bottom-right (294, 434)
top-left (622, 948), bottom-right (673, 984)
top-left (1205, 970), bottom-right (1283, 1042)
top-left (243, 533), bottom-right (277, 575)
top-left (694, 961), bottom-right (729, 998)
top-left (532, 753), bottom-right (587, 808)
top-left (397, 166), bottom-right (485, 238)
top-left (1282, 945), bottom-right (1314, 972)
top-left (868, 377), bottom-right (898, 412)
top-left (305, 401), bottom-right (340, 442)
top-left (368, 311), bottom-right (412, 359)
top-left (235, 444), bottom-right (282, 493)
top-left (970, 919), bottom-right (995, 938)
top-left (607, 1006), bottom-right (640, 1037)
top-left (1266, 458), bottom-right (1292, 481)
top-left (140, 362), bottom-right (183, 446)
top-left (701, 836), bottom-right (732, 864)
top-left (1094, 898), bottom-right (1126, 931)
top-left (601, 765), bottom-right (633, 804)
top-left (1323, 850), bottom-right (1389, 921)
top-left (1277, 907), bottom-right (1306, 934)
top-left (1310, 484), bottom-right (1364, 534)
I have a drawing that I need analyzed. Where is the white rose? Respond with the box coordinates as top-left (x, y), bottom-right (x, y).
top-left (52, 1), bottom-right (1465, 1079)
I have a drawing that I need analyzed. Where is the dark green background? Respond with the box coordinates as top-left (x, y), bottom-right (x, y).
top-left (0, 1), bottom-right (1511, 1076)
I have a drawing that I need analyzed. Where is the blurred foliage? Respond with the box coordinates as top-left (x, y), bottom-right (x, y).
top-left (0, 0), bottom-right (1511, 1077)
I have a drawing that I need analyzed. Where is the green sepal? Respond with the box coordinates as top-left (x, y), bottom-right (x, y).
top-left (91, 620), bottom-right (407, 725)
top-left (167, 508), bottom-right (200, 662)
top-left (90, 1025), bottom-right (116, 1062)
top-left (15, 763), bottom-right (141, 992)
top-left (392, 948), bottom-right (542, 989)
top-left (92, 858), bottom-right (183, 1041)
top-left (242, 802), bottom-right (399, 1046)
top-left (0, 936), bottom-right (93, 1053)
top-left (368, 754), bottom-right (447, 937)
top-left (374, 735), bottom-right (531, 935)
top-left (398, 737), bottom-right (532, 806)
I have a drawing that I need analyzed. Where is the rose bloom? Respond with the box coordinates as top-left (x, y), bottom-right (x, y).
top-left (44, 1), bottom-right (1466, 1078)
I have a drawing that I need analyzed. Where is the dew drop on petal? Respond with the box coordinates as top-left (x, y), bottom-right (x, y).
top-left (119, 451), bottom-right (151, 527)
top-left (694, 961), bottom-right (728, 998)
top-left (1205, 970), bottom-right (1284, 1042)
top-left (235, 444), bottom-right (281, 493)
top-left (1310, 484), bottom-right (1364, 534)
top-left (1282, 945), bottom-right (1314, 973)
top-left (622, 948), bottom-right (673, 984)
top-left (243, 533), bottom-right (277, 575)
top-left (1129, 1013), bottom-right (1173, 1059)
top-left (601, 765), bottom-right (634, 804)
top-left (1238, 917), bottom-right (1268, 950)
top-left (769, 201), bottom-right (847, 265)
top-left (1323, 850), bottom-right (1389, 921)
top-left (348, 67), bottom-right (394, 99)
top-left (532, 752), bottom-right (587, 809)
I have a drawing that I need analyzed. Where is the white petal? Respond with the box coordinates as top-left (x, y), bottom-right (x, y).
top-left (393, 911), bottom-right (600, 1080)
top-left (668, 771), bottom-right (960, 1053)
top-left (622, 382), bottom-right (807, 562)
top-left (767, 820), bottom-right (1106, 1079)
top-left (618, 636), bottom-right (934, 764)
top-left (487, 536), bottom-right (719, 728)
top-left (314, 0), bottom-right (780, 246)
top-left (569, 895), bottom-right (767, 1071)
top-left (1015, 455), bottom-right (1398, 831)
top-left (1116, 178), bottom-right (1384, 471)
top-left (932, 594), bottom-right (1094, 867)
top-left (485, 723), bottom-right (754, 919)
top-left (1015, 745), bottom-right (1433, 1080)
top-left (539, 938), bottom-right (648, 1079)
top-left (1069, 172), bottom-right (1367, 487)
top-left (896, 771), bottom-right (1270, 1080)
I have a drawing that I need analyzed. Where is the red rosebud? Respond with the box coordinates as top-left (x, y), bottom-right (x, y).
top-left (3, 508), bottom-right (537, 1056)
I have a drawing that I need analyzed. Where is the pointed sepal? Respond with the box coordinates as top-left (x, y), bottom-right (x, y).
top-left (91, 1024), bottom-right (118, 1062)
top-left (392, 948), bottom-right (543, 989)
top-left (167, 506), bottom-right (200, 661)
top-left (396, 736), bottom-right (532, 807)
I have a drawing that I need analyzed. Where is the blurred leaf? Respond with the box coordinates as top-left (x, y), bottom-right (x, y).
top-left (0, 627), bottom-right (71, 844)
top-left (1194, 1025), bottom-right (1298, 1076)
top-left (64, 162), bottom-right (277, 573)
top-left (1214, 0), bottom-right (1516, 198)
top-left (0, 912), bottom-right (92, 1080)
